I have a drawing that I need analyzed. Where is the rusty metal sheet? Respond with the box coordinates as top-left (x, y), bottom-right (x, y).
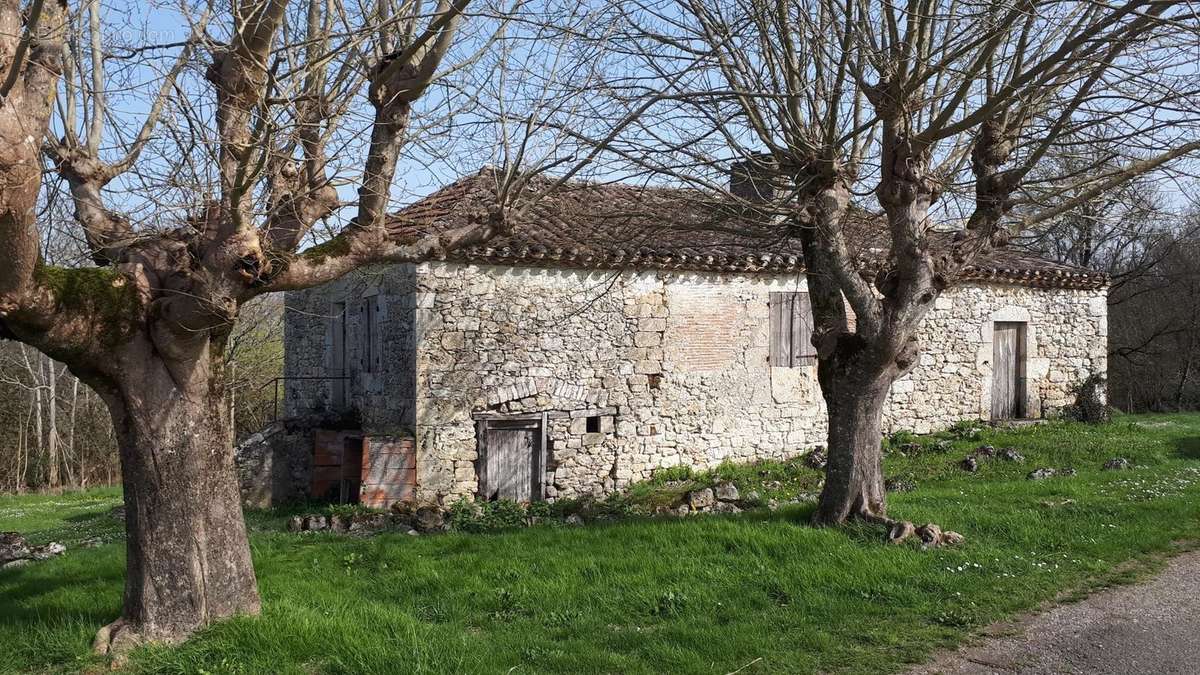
top-left (359, 437), bottom-right (417, 509)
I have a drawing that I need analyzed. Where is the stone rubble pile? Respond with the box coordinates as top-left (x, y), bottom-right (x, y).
top-left (287, 504), bottom-right (449, 536)
top-left (1, 532), bottom-right (66, 569)
top-left (1026, 467), bottom-right (1077, 480)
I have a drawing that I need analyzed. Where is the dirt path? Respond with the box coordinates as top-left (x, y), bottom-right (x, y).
top-left (908, 550), bottom-right (1200, 674)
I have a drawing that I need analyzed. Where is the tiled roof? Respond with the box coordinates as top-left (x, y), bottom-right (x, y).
top-left (382, 169), bottom-right (1108, 290)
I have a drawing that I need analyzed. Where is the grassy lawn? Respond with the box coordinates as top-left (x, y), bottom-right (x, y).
top-left (2, 414), bottom-right (1200, 674)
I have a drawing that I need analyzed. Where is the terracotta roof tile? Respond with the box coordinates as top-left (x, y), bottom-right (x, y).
top-left (383, 169), bottom-right (1108, 290)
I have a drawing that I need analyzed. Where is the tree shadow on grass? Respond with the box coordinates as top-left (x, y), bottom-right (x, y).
top-left (1174, 437), bottom-right (1200, 460)
top-left (0, 559), bottom-right (123, 629)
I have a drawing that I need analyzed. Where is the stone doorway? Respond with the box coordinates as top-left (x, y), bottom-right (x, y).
top-left (991, 321), bottom-right (1028, 420)
top-left (475, 414), bottom-right (548, 502)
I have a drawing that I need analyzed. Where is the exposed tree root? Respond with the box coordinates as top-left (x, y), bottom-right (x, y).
top-left (842, 509), bottom-right (966, 548)
top-left (884, 519), bottom-right (965, 547)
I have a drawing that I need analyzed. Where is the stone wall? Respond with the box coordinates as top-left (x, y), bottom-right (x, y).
top-left (282, 261), bottom-right (1106, 504)
top-left (283, 264), bottom-right (418, 432)
top-left (883, 286), bottom-right (1108, 433)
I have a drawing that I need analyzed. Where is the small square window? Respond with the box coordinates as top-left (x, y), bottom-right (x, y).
top-left (586, 416), bottom-right (601, 433)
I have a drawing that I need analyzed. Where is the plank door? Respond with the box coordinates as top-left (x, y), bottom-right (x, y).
top-left (991, 322), bottom-right (1027, 420)
top-left (479, 418), bottom-right (544, 502)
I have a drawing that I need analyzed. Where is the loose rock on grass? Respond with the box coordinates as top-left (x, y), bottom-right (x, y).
top-left (1027, 467), bottom-right (1077, 480)
top-left (884, 476), bottom-right (917, 492)
top-left (687, 487), bottom-right (716, 510)
top-left (888, 521), bottom-right (916, 544)
top-left (960, 456), bottom-right (979, 473)
top-left (999, 447), bottom-right (1025, 462)
top-left (714, 481), bottom-right (740, 502)
top-left (886, 522), bottom-right (965, 548)
top-left (1103, 457), bottom-right (1131, 471)
top-left (412, 506), bottom-right (446, 533)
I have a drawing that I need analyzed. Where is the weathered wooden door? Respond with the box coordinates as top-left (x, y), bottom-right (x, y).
top-left (991, 322), bottom-right (1026, 420)
top-left (477, 417), bottom-right (545, 502)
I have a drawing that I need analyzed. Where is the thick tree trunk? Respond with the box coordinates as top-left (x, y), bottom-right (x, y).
top-left (813, 371), bottom-right (892, 525)
top-left (94, 356), bottom-right (260, 653)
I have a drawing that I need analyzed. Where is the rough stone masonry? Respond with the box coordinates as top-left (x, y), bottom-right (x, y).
top-left (274, 261), bottom-right (1106, 505)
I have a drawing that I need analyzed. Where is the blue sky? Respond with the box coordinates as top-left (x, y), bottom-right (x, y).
top-left (53, 0), bottom-right (1200, 249)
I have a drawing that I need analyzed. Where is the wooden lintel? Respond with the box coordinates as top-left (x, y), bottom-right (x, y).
top-left (568, 406), bottom-right (618, 419)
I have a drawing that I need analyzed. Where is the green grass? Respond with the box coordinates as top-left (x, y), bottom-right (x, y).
top-left (2, 414), bottom-right (1200, 674)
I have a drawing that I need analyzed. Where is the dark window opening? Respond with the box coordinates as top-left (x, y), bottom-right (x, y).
top-left (586, 416), bottom-right (601, 433)
top-left (648, 373), bottom-right (662, 389)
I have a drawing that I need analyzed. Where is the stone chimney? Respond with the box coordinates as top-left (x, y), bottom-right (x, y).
top-left (729, 154), bottom-right (777, 202)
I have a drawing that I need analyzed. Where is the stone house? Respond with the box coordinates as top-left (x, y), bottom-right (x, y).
top-left (237, 169), bottom-right (1108, 508)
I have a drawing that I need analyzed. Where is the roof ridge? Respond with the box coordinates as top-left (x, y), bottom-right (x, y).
top-left (378, 170), bottom-right (1107, 290)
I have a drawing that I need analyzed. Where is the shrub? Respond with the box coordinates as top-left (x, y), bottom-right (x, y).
top-left (1063, 372), bottom-right (1111, 424)
top-left (447, 499), bottom-right (532, 533)
top-left (883, 429), bottom-right (919, 453)
top-left (651, 465), bottom-right (694, 483)
top-left (946, 419), bottom-right (984, 440)
top-left (326, 503), bottom-right (384, 519)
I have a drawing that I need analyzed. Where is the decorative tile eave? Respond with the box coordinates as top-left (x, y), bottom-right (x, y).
top-left (421, 249), bottom-right (1110, 289)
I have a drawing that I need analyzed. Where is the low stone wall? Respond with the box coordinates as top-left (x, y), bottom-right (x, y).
top-left (234, 420), bottom-right (316, 508)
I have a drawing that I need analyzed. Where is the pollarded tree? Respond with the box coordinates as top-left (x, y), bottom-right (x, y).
top-left (598, 0), bottom-right (1200, 527)
top-left (0, 0), bottom-right (613, 652)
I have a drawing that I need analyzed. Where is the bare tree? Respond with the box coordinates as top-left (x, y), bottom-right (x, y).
top-left (591, 0), bottom-right (1200, 527)
top-left (0, 0), bottom-right (611, 653)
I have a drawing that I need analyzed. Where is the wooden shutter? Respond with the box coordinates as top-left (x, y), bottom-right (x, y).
top-left (369, 296), bottom-right (382, 373)
top-left (771, 292), bottom-right (815, 367)
top-left (329, 302), bottom-right (347, 408)
top-left (349, 299), bottom-right (368, 372)
top-left (792, 292), bottom-right (816, 366)
top-left (362, 296), bottom-right (378, 373)
top-left (769, 292), bottom-right (793, 366)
